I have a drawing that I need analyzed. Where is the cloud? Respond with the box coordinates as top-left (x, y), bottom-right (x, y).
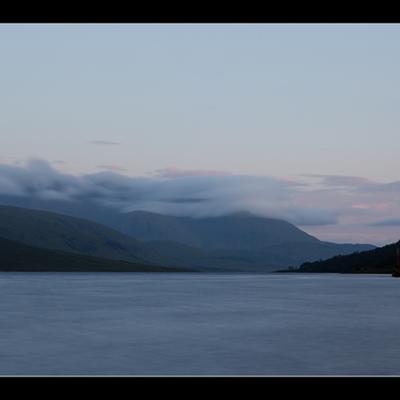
top-left (369, 219), bottom-right (400, 227)
top-left (0, 175), bottom-right (26, 196)
top-left (0, 159), bottom-right (81, 200)
top-left (351, 202), bottom-right (391, 211)
top-left (287, 173), bottom-right (400, 244)
top-left (154, 167), bottom-right (233, 178)
top-left (303, 174), bottom-right (373, 188)
top-left (89, 140), bottom-right (120, 145)
top-left (303, 174), bottom-right (400, 196)
top-left (2, 159), bottom-right (400, 245)
top-left (0, 159), bottom-right (339, 226)
top-left (96, 165), bottom-right (128, 172)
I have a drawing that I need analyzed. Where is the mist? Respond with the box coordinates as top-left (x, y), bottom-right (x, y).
top-left (0, 159), bottom-right (339, 226)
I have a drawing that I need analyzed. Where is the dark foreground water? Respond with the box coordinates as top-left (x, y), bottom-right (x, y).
top-left (0, 273), bottom-right (399, 375)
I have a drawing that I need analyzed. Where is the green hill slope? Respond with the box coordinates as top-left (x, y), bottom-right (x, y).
top-left (110, 211), bottom-right (375, 268)
top-left (115, 211), bottom-right (320, 250)
top-left (0, 205), bottom-right (148, 263)
top-left (296, 241), bottom-right (399, 274)
top-left (0, 237), bottom-right (190, 272)
top-left (0, 206), bottom-right (376, 271)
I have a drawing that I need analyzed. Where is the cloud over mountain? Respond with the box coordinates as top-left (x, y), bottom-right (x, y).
top-left (0, 159), bottom-right (399, 243)
top-left (0, 159), bottom-right (339, 226)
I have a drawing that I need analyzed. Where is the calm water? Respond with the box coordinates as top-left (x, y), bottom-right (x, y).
top-left (0, 273), bottom-right (399, 375)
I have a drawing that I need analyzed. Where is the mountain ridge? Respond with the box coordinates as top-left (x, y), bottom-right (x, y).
top-left (294, 241), bottom-right (399, 274)
top-left (0, 236), bottom-right (191, 272)
top-left (113, 210), bottom-right (321, 250)
top-left (0, 205), bottom-right (375, 271)
top-left (0, 205), bottom-right (147, 263)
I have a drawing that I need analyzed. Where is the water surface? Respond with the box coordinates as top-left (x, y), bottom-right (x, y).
top-left (0, 273), bottom-right (399, 375)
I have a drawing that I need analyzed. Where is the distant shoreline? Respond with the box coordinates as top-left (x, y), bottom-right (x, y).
top-left (0, 270), bottom-right (393, 276)
top-left (274, 269), bottom-right (393, 275)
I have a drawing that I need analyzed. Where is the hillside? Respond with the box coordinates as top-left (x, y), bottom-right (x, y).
top-left (0, 206), bottom-right (375, 271)
top-left (110, 211), bottom-right (374, 267)
top-left (0, 237), bottom-right (190, 272)
top-left (0, 205), bottom-right (148, 263)
top-left (113, 211), bottom-right (320, 250)
top-left (295, 242), bottom-right (399, 274)
top-left (140, 239), bottom-right (375, 272)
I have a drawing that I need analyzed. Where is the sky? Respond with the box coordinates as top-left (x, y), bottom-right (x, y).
top-left (0, 24), bottom-right (400, 245)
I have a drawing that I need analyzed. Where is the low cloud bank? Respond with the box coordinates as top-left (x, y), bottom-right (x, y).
top-left (0, 159), bottom-right (340, 226)
top-left (0, 159), bottom-right (399, 244)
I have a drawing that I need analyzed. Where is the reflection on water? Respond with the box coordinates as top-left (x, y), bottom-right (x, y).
top-left (0, 272), bottom-right (399, 375)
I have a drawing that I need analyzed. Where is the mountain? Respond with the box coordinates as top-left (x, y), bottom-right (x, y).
top-left (0, 206), bottom-right (375, 272)
top-left (113, 211), bottom-right (319, 250)
top-left (0, 205), bottom-right (164, 265)
top-left (0, 205), bottom-right (228, 270)
top-left (109, 211), bottom-right (375, 267)
top-left (0, 236), bottom-right (190, 272)
top-left (136, 240), bottom-right (374, 272)
top-left (294, 241), bottom-right (399, 274)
